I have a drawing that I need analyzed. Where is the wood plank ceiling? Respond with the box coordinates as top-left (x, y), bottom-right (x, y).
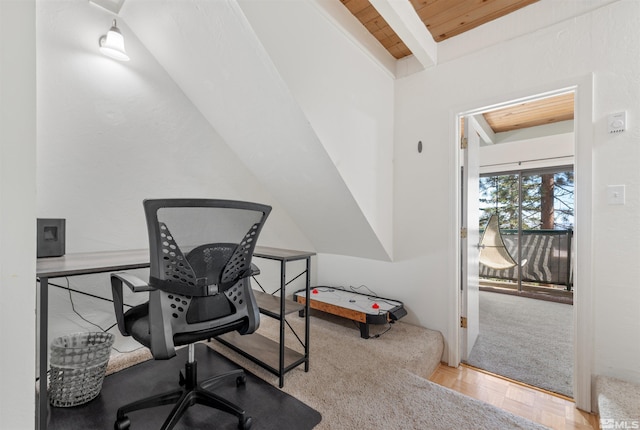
top-left (340, 0), bottom-right (539, 59)
top-left (483, 93), bottom-right (575, 133)
top-left (339, 0), bottom-right (575, 133)
top-left (412, 0), bottom-right (540, 43)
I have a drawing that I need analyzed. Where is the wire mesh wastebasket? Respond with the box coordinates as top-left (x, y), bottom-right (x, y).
top-left (48, 332), bottom-right (114, 407)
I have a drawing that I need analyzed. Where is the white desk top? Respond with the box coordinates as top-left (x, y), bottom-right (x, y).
top-left (36, 246), bottom-right (315, 278)
top-left (36, 249), bottom-right (150, 278)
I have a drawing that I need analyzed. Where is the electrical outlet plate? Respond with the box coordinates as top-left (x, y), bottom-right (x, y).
top-left (608, 112), bottom-right (626, 133)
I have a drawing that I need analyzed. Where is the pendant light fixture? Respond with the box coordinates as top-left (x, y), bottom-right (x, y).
top-left (99, 19), bottom-right (129, 61)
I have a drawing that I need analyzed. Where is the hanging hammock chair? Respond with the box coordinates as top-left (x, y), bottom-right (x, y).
top-left (479, 214), bottom-right (526, 270)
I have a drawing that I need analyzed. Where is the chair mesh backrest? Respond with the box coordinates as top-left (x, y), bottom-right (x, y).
top-left (145, 200), bottom-right (270, 294)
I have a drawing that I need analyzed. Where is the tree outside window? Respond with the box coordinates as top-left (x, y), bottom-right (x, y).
top-left (479, 169), bottom-right (574, 231)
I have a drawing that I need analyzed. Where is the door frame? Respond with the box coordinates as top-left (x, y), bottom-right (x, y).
top-left (448, 74), bottom-right (594, 411)
top-left (460, 115), bottom-right (481, 361)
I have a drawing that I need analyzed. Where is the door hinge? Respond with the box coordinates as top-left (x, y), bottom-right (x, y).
top-left (460, 227), bottom-right (467, 239)
top-left (461, 137), bottom-right (468, 149)
top-left (460, 316), bottom-right (468, 328)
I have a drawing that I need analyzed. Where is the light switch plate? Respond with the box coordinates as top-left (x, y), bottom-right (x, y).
top-left (608, 112), bottom-right (626, 133)
top-left (607, 185), bottom-right (625, 205)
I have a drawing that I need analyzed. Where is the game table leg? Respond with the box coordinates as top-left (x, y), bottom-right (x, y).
top-left (359, 322), bottom-right (370, 339)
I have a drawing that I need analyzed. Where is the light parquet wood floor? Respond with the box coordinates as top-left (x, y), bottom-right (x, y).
top-left (429, 364), bottom-right (600, 430)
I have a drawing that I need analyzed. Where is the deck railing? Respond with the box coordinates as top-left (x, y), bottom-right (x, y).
top-left (479, 229), bottom-right (573, 290)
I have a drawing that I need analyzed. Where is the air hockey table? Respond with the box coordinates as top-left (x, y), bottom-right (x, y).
top-left (293, 286), bottom-right (407, 339)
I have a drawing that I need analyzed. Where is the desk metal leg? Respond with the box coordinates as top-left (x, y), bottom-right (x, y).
top-left (304, 257), bottom-right (310, 372)
top-left (38, 277), bottom-right (48, 430)
top-left (278, 260), bottom-right (285, 388)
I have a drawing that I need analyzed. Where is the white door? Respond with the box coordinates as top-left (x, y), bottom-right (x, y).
top-left (460, 115), bottom-right (481, 360)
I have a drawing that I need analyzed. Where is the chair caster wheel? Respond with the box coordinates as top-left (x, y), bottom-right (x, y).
top-left (114, 416), bottom-right (131, 430)
top-left (238, 416), bottom-right (252, 429)
top-left (236, 375), bottom-right (247, 386)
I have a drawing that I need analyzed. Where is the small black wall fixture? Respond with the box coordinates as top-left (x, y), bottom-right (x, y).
top-left (417, 140), bottom-right (423, 153)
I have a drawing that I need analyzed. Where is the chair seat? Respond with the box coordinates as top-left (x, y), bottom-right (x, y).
top-left (124, 304), bottom-right (247, 350)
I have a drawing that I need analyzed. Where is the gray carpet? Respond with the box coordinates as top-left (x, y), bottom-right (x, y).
top-left (467, 291), bottom-right (573, 397)
top-left (207, 311), bottom-right (549, 429)
top-left (596, 375), bottom-right (640, 429)
top-left (104, 309), bottom-right (549, 429)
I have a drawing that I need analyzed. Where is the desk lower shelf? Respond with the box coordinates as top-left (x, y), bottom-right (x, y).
top-left (215, 331), bottom-right (306, 378)
top-left (253, 290), bottom-right (304, 319)
top-left (215, 291), bottom-right (308, 387)
top-left (215, 250), bottom-right (313, 388)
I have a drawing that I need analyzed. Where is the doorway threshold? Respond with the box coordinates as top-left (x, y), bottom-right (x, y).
top-left (479, 285), bottom-right (573, 305)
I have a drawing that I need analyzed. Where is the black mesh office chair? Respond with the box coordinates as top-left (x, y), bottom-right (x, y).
top-left (110, 199), bottom-right (271, 430)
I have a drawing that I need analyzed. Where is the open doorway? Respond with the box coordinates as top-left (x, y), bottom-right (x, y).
top-left (472, 167), bottom-right (575, 397)
top-left (459, 90), bottom-right (577, 398)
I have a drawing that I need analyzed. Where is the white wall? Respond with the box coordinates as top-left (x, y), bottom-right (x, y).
top-left (320, 0), bottom-right (640, 387)
top-left (37, 0), bottom-right (311, 253)
top-left (238, 0), bottom-right (395, 254)
top-left (438, 0), bottom-right (620, 65)
top-left (480, 126), bottom-right (574, 174)
top-left (0, 1), bottom-right (37, 427)
top-left (36, 0), bottom-right (314, 369)
top-left (120, 0), bottom-right (392, 261)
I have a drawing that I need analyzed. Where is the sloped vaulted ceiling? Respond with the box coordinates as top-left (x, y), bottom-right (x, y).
top-left (121, 0), bottom-right (393, 261)
top-left (118, 0), bottom-right (576, 261)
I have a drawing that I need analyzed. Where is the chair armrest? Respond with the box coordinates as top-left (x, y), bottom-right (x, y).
top-left (112, 272), bottom-right (154, 292)
top-left (250, 263), bottom-right (260, 276)
top-left (110, 272), bottom-right (154, 336)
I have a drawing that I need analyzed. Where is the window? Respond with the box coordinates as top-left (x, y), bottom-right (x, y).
top-left (479, 166), bottom-right (574, 290)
